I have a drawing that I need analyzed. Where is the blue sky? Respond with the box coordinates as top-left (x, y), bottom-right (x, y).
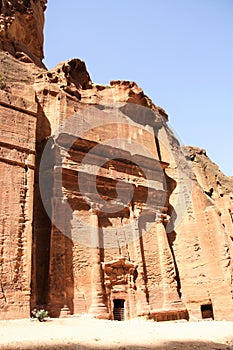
top-left (44, 0), bottom-right (233, 175)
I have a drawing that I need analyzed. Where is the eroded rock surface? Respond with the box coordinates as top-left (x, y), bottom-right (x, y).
top-left (0, 0), bottom-right (47, 67)
top-left (0, 1), bottom-right (233, 322)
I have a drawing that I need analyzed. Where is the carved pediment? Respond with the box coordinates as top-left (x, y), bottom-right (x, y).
top-left (102, 258), bottom-right (138, 288)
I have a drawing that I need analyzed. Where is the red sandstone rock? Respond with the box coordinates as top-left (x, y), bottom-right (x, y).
top-left (0, 0), bottom-right (232, 322)
top-left (0, 0), bottom-right (47, 67)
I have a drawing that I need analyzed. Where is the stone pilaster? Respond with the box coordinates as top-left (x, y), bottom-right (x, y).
top-left (156, 219), bottom-right (182, 308)
top-left (88, 209), bottom-right (109, 319)
top-left (130, 205), bottom-right (150, 316)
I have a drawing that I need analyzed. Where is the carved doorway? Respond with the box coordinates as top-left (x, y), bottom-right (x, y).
top-left (113, 299), bottom-right (125, 321)
top-left (201, 303), bottom-right (214, 320)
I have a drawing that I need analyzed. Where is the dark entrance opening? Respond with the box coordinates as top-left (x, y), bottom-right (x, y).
top-left (201, 303), bottom-right (214, 320)
top-left (113, 299), bottom-right (125, 321)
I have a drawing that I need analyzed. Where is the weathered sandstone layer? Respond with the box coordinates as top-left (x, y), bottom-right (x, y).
top-left (0, 0), bottom-right (46, 67)
top-left (0, 0), bottom-right (232, 321)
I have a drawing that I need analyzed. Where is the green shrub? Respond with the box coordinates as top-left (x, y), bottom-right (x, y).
top-left (31, 308), bottom-right (49, 322)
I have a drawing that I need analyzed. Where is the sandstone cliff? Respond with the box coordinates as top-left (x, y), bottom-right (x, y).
top-left (0, 0), bottom-right (46, 67)
top-left (0, 0), bottom-right (233, 321)
top-left (0, 0), bottom-right (46, 318)
top-left (184, 146), bottom-right (233, 199)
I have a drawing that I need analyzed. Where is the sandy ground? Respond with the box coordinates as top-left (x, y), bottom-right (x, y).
top-left (0, 318), bottom-right (233, 350)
